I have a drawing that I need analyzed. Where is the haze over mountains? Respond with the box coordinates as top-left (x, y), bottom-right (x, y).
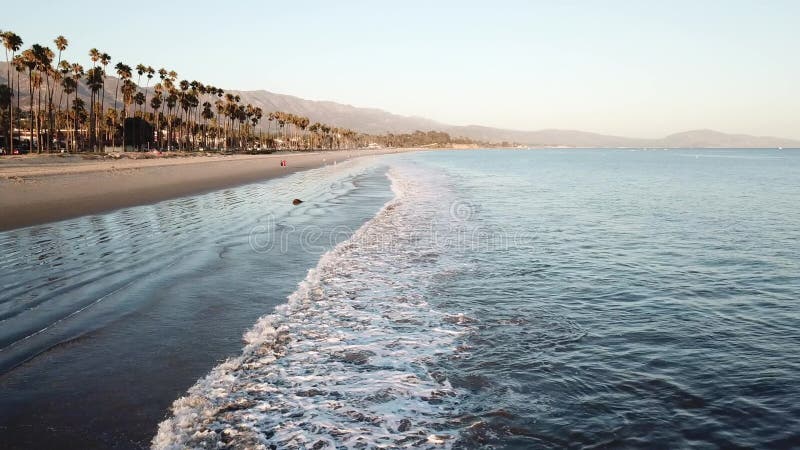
top-left (2, 62), bottom-right (798, 148)
top-left (228, 90), bottom-right (799, 148)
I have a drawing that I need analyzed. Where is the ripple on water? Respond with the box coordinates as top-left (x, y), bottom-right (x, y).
top-left (153, 167), bottom-right (477, 449)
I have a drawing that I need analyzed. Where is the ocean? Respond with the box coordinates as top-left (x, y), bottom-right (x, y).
top-left (2, 149), bottom-right (799, 449)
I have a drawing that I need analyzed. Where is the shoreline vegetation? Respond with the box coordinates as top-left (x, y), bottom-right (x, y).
top-left (0, 30), bottom-right (494, 156)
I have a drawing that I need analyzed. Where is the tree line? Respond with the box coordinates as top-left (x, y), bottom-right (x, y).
top-left (1, 30), bottom-right (485, 155)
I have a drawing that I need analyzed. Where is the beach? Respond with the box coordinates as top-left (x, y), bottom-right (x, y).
top-left (0, 149), bottom-right (415, 231)
top-left (1, 149), bottom-right (799, 449)
top-left (0, 157), bottom-right (399, 448)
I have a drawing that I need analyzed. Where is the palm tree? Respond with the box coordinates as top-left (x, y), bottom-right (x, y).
top-left (53, 36), bottom-right (67, 65)
top-left (71, 97), bottom-right (87, 147)
top-left (98, 53), bottom-right (111, 148)
top-left (201, 101), bottom-right (214, 148)
top-left (0, 84), bottom-right (12, 132)
top-left (161, 71), bottom-right (177, 149)
top-left (12, 55), bottom-right (25, 136)
top-left (85, 67), bottom-right (104, 150)
top-left (56, 60), bottom-right (70, 112)
top-left (143, 66), bottom-right (154, 117)
top-left (277, 112), bottom-right (287, 149)
top-left (215, 99), bottom-right (225, 149)
top-left (150, 88), bottom-right (163, 148)
top-left (32, 45), bottom-right (54, 152)
top-left (31, 71), bottom-right (43, 152)
top-left (134, 64), bottom-right (146, 116)
top-left (133, 91), bottom-right (145, 112)
top-left (297, 116), bottom-right (309, 149)
top-left (89, 48), bottom-right (100, 68)
top-left (135, 64), bottom-right (145, 86)
top-left (2, 31), bottom-right (23, 153)
top-left (321, 124), bottom-right (331, 149)
top-left (212, 87), bottom-right (223, 147)
top-left (120, 79), bottom-right (136, 148)
top-left (225, 94), bottom-right (241, 149)
top-left (235, 104), bottom-right (246, 150)
top-left (267, 112), bottom-right (275, 143)
top-left (49, 36), bottom-right (68, 150)
top-left (177, 79), bottom-right (189, 148)
top-left (87, 49), bottom-right (101, 150)
top-left (133, 90), bottom-right (146, 149)
top-left (19, 47), bottom-right (39, 151)
top-left (247, 105), bottom-right (263, 148)
top-left (309, 122), bottom-right (320, 149)
top-left (69, 63), bottom-right (83, 149)
top-left (113, 63), bottom-right (130, 118)
top-left (60, 75), bottom-right (77, 149)
top-left (185, 89), bottom-right (199, 149)
top-left (165, 90), bottom-right (177, 150)
top-left (113, 62), bottom-right (131, 146)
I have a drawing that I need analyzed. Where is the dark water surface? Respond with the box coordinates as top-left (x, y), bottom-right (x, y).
top-left (0, 159), bottom-right (393, 448)
top-left (3, 149), bottom-right (800, 449)
top-left (414, 149), bottom-right (800, 449)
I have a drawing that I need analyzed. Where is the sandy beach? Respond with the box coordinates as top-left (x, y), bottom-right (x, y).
top-left (0, 149), bottom-right (415, 231)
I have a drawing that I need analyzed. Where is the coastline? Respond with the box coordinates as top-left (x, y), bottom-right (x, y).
top-left (0, 149), bottom-right (417, 231)
top-left (0, 159), bottom-right (400, 449)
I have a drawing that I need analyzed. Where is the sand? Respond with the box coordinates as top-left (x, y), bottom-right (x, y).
top-left (0, 149), bottom-right (416, 231)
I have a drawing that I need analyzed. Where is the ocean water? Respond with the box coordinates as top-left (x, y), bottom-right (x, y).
top-left (0, 155), bottom-right (394, 448)
top-left (154, 149), bottom-right (800, 449)
top-left (2, 149), bottom-right (800, 449)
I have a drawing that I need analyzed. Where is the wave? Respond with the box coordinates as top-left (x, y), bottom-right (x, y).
top-left (153, 166), bottom-right (475, 449)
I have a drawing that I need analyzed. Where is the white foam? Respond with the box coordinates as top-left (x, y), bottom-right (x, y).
top-left (153, 165), bottom-right (474, 449)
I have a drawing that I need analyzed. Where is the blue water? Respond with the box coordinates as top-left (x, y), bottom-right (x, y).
top-left (415, 149), bottom-right (800, 448)
top-left (157, 149), bottom-right (800, 449)
top-left (3, 149), bottom-right (800, 449)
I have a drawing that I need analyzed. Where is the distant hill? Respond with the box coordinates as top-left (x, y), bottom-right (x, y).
top-left (224, 88), bottom-right (447, 135)
top-left (442, 126), bottom-right (650, 147)
top-left (655, 129), bottom-right (798, 149)
top-left (3, 62), bottom-right (798, 148)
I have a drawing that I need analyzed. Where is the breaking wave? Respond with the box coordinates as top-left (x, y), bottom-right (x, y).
top-left (153, 166), bottom-right (475, 449)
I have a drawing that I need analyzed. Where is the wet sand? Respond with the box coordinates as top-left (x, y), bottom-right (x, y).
top-left (0, 149), bottom-right (414, 231)
top-left (0, 164), bottom-right (397, 449)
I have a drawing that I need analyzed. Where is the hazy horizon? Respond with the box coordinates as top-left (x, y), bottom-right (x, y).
top-left (3, 0), bottom-right (799, 139)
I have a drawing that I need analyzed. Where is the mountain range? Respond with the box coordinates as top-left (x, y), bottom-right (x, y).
top-left (2, 62), bottom-right (798, 148)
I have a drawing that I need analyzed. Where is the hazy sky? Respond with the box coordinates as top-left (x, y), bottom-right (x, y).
top-left (4, 0), bottom-right (799, 138)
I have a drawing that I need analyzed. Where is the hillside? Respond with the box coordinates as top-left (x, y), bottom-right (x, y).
top-left (2, 62), bottom-right (798, 148)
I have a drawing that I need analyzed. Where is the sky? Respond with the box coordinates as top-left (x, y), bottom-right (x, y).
top-left (4, 0), bottom-right (799, 138)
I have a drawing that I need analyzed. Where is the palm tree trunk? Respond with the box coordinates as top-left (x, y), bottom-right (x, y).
top-left (121, 102), bottom-right (126, 150)
top-left (49, 50), bottom-right (63, 153)
top-left (113, 78), bottom-right (120, 147)
top-left (88, 90), bottom-right (94, 151)
top-left (37, 83), bottom-right (43, 153)
top-left (7, 76), bottom-right (12, 153)
top-left (155, 110), bottom-right (160, 149)
top-left (5, 49), bottom-right (13, 153)
top-left (74, 88), bottom-right (79, 151)
top-left (44, 72), bottom-right (52, 153)
top-left (15, 70), bottom-right (21, 150)
top-left (143, 80), bottom-right (149, 118)
top-left (27, 72), bottom-right (33, 152)
top-left (100, 74), bottom-right (106, 150)
top-left (167, 110), bottom-right (172, 150)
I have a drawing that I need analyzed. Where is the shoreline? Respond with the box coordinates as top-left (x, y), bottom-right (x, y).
top-left (0, 149), bottom-right (418, 232)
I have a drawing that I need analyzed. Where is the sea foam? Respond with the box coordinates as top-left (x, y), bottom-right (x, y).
top-left (153, 166), bottom-right (474, 449)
